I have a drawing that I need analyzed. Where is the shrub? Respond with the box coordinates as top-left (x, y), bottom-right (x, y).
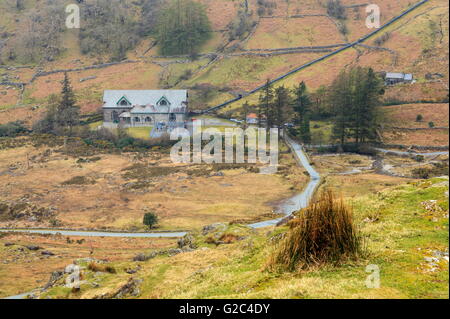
top-left (428, 121), bottom-right (435, 128)
top-left (268, 190), bottom-right (363, 271)
top-left (0, 121), bottom-right (28, 137)
top-left (412, 162), bottom-right (449, 179)
top-left (227, 9), bottom-right (256, 40)
top-left (79, 0), bottom-right (139, 61)
top-left (373, 32), bottom-right (390, 46)
top-left (61, 176), bottom-right (96, 185)
top-left (88, 262), bottom-right (116, 274)
top-left (327, 0), bottom-right (346, 19)
top-left (416, 114), bottom-right (423, 122)
top-left (414, 155), bottom-right (425, 162)
top-left (156, 0), bottom-right (212, 55)
top-left (143, 212), bottom-right (158, 229)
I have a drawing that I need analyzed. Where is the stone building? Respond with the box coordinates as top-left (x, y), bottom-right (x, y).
top-left (384, 72), bottom-right (414, 85)
top-left (102, 90), bottom-right (188, 127)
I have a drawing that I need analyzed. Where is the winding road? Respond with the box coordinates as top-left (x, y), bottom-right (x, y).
top-left (373, 148), bottom-right (449, 157)
top-left (249, 136), bottom-right (321, 228)
top-left (0, 228), bottom-right (188, 238)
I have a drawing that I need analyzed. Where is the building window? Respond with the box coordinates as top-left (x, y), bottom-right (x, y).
top-left (160, 100), bottom-right (167, 106)
top-left (145, 117), bottom-right (151, 123)
top-left (120, 100), bottom-right (128, 106)
top-left (134, 117), bottom-right (140, 122)
top-left (112, 111), bottom-right (119, 123)
top-left (169, 113), bottom-right (176, 121)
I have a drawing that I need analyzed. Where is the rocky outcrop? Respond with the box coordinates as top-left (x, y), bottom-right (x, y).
top-left (0, 200), bottom-right (56, 222)
top-left (43, 271), bottom-right (64, 290)
top-left (202, 223), bottom-right (227, 235)
top-left (177, 234), bottom-right (196, 249)
top-left (94, 278), bottom-right (143, 299)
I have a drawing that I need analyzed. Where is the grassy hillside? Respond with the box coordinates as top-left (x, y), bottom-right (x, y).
top-left (29, 176), bottom-right (449, 299)
top-left (0, 0), bottom-right (448, 115)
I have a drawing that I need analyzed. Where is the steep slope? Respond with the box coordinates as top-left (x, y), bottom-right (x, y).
top-left (0, 0), bottom-right (448, 126)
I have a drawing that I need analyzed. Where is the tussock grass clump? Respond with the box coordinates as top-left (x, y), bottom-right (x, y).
top-left (268, 190), bottom-right (363, 271)
top-left (62, 175), bottom-right (96, 185)
top-left (122, 164), bottom-right (178, 180)
top-left (87, 262), bottom-right (116, 274)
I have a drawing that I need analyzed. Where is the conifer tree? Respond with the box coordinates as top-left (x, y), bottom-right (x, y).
top-left (293, 81), bottom-right (312, 144)
top-left (55, 73), bottom-right (79, 135)
top-left (274, 85), bottom-right (290, 129)
top-left (258, 79), bottom-right (274, 129)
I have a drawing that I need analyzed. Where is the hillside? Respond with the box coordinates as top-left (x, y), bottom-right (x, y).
top-left (0, 0), bottom-right (448, 130)
top-left (3, 176), bottom-right (446, 299)
top-left (0, 0), bottom-right (448, 302)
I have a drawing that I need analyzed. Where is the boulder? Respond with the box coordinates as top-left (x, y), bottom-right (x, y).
top-left (26, 245), bottom-right (41, 251)
top-left (177, 234), bottom-right (196, 249)
top-left (44, 271), bottom-right (64, 290)
top-left (202, 223), bottom-right (227, 235)
top-left (133, 251), bottom-right (157, 262)
top-left (95, 278), bottom-right (143, 299)
top-left (167, 248), bottom-right (183, 257)
top-left (211, 171), bottom-right (224, 177)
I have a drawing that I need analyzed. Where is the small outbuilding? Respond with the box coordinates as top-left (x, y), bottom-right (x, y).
top-left (246, 113), bottom-right (258, 125)
top-left (385, 72), bottom-right (414, 85)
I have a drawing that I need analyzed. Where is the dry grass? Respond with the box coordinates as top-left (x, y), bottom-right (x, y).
top-left (29, 178), bottom-right (449, 300)
top-left (245, 16), bottom-right (341, 49)
top-left (382, 103), bottom-right (449, 128)
top-left (382, 129), bottom-right (449, 146)
top-left (267, 190), bottom-right (363, 271)
top-left (320, 173), bottom-right (414, 198)
top-left (0, 232), bottom-right (176, 298)
top-left (0, 140), bottom-right (303, 231)
top-left (311, 153), bottom-right (374, 175)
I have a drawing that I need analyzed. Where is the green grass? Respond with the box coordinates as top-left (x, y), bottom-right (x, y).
top-left (311, 121), bottom-right (334, 145)
top-left (188, 55), bottom-right (286, 87)
top-left (88, 123), bottom-right (153, 140)
top-left (42, 177), bottom-right (449, 299)
top-left (126, 127), bottom-right (153, 139)
top-left (88, 121), bottom-right (103, 129)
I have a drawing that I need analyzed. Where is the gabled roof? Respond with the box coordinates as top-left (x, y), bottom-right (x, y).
top-left (103, 90), bottom-right (188, 109)
top-left (117, 95), bottom-right (132, 106)
top-left (156, 96), bottom-right (171, 105)
top-left (403, 73), bottom-right (413, 81)
top-left (385, 72), bottom-right (413, 80)
top-left (386, 72), bottom-right (405, 79)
